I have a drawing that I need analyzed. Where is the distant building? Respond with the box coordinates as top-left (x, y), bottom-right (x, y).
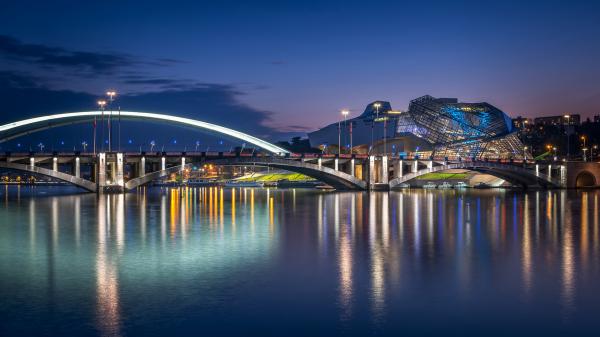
top-left (594, 114), bottom-right (600, 123)
top-left (307, 101), bottom-right (398, 154)
top-left (512, 116), bottom-right (531, 129)
top-left (534, 114), bottom-right (580, 126)
top-left (308, 95), bottom-right (526, 159)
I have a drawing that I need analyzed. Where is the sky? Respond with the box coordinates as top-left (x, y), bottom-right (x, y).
top-left (1, 0), bottom-right (599, 150)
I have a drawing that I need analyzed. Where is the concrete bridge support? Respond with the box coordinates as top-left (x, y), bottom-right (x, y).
top-left (74, 157), bottom-right (80, 178)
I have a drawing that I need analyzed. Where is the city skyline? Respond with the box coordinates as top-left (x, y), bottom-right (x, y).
top-left (1, 0), bottom-right (599, 141)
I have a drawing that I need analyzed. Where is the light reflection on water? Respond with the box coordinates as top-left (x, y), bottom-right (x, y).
top-left (0, 187), bottom-right (599, 336)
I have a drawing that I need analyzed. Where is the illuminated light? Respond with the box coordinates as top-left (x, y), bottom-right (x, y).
top-left (0, 111), bottom-right (290, 154)
top-left (386, 110), bottom-right (403, 114)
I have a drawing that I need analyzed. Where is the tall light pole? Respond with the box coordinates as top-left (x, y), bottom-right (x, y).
top-left (342, 109), bottom-right (350, 154)
top-left (106, 90), bottom-right (116, 152)
top-left (581, 135), bottom-right (587, 161)
top-left (97, 100), bottom-right (107, 152)
top-left (338, 116), bottom-right (341, 155)
top-left (523, 146), bottom-right (528, 162)
top-left (150, 140), bottom-right (156, 152)
top-left (82, 141), bottom-right (88, 152)
top-left (383, 110), bottom-right (387, 156)
top-left (564, 114), bottom-right (570, 160)
top-left (593, 145), bottom-right (598, 161)
top-left (372, 103), bottom-right (381, 154)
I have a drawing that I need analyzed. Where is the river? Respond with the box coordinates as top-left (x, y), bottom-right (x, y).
top-left (1, 186), bottom-right (599, 336)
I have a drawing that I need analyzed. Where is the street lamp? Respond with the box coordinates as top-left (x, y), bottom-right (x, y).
top-left (106, 90), bottom-right (117, 152)
top-left (38, 142), bottom-right (45, 152)
top-left (593, 145), bottom-right (598, 161)
top-left (342, 109), bottom-right (349, 154)
top-left (82, 141), bottom-right (88, 152)
top-left (150, 140), bottom-right (156, 152)
top-left (564, 114), bottom-right (570, 159)
top-left (97, 100), bottom-right (106, 153)
top-left (372, 103), bottom-right (381, 154)
top-left (523, 146), bottom-right (528, 162)
top-left (581, 135), bottom-right (587, 161)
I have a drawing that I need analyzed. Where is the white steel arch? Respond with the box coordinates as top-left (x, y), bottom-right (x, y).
top-left (0, 111), bottom-right (290, 155)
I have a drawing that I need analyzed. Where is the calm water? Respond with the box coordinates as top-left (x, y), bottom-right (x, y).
top-left (1, 186), bottom-right (599, 336)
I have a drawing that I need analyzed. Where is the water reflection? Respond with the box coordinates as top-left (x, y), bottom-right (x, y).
top-left (1, 188), bottom-right (600, 336)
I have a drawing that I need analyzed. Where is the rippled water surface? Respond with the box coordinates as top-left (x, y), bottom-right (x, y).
top-left (1, 186), bottom-right (599, 336)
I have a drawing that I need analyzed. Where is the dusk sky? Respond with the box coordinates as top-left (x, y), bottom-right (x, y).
top-left (1, 0), bottom-right (599, 149)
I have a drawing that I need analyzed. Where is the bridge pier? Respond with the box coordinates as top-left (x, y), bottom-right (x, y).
top-left (52, 157), bottom-right (58, 172)
top-left (139, 156), bottom-right (146, 177)
top-left (74, 157), bottom-right (80, 178)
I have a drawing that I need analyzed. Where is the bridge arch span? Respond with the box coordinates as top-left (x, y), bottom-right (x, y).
top-left (575, 171), bottom-right (597, 187)
top-left (126, 157), bottom-right (367, 190)
top-left (0, 111), bottom-right (290, 155)
top-left (0, 162), bottom-right (97, 192)
top-left (389, 162), bottom-right (561, 189)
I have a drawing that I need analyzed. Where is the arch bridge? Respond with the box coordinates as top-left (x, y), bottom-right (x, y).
top-left (0, 111), bottom-right (598, 192)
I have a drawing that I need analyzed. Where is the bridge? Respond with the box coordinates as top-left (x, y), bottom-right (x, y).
top-left (1, 111), bottom-right (599, 192)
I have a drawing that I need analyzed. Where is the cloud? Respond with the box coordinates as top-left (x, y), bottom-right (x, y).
top-left (0, 71), bottom-right (303, 149)
top-left (0, 35), bottom-right (137, 74)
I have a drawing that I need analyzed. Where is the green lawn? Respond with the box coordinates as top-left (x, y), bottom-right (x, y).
top-left (237, 172), bottom-right (315, 182)
top-left (416, 172), bottom-right (468, 180)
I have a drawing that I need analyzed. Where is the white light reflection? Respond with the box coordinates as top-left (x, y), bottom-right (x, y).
top-left (95, 195), bottom-right (122, 337)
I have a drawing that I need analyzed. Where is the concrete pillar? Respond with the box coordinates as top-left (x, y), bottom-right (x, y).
top-left (334, 158), bottom-right (339, 171)
top-left (52, 157), bottom-right (58, 171)
top-left (29, 157), bottom-right (35, 168)
top-left (317, 157), bottom-right (322, 168)
top-left (181, 157), bottom-right (186, 171)
top-left (98, 153), bottom-right (106, 188)
top-left (116, 153), bottom-right (124, 186)
top-left (350, 159), bottom-right (355, 177)
top-left (427, 160), bottom-right (433, 169)
top-left (75, 157), bottom-right (80, 178)
top-left (535, 164), bottom-right (539, 177)
top-left (139, 157), bottom-right (146, 177)
top-left (412, 160), bottom-right (418, 173)
top-left (161, 156), bottom-right (166, 171)
top-left (398, 160), bottom-right (403, 178)
top-left (548, 164), bottom-right (552, 180)
top-left (381, 156), bottom-right (389, 184)
top-left (560, 165), bottom-right (567, 187)
top-left (369, 156), bottom-right (376, 184)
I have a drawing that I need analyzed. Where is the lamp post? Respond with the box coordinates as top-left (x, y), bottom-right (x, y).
top-left (106, 90), bottom-right (116, 152)
top-left (593, 145), bottom-right (598, 161)
top-left (553, 146), bottom-right (558, 161)
top-left (82, 141), bottom-right (88, 153)
top-left (97, 100), bottom-right (107, 152)
top-left (523, 146), bottom-right (528, 162)
top-left (150, 140), bottom-right (156, 152)
top-left (580, 135), bottom-right (587, 161)
top-left (342, 109), bottom-right (351, 154)
top-left (372, 103), bottom-right (381, 154)
top-left (342, 109), bottom-right (349, 154)
top-left (337, 116), bottom-right (341, 155)
top-left (38, 142), bottom-right (44, 152)
top-left (564, 114), bottom-right (570, 160)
